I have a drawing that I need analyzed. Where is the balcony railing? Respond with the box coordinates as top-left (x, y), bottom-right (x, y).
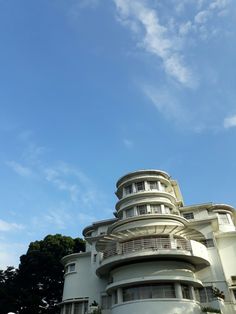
top-left (103, 237), bottom-right (191, 259)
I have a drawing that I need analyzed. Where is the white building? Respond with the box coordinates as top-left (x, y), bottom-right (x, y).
top-left (60, 170), bottom-right (236, 314)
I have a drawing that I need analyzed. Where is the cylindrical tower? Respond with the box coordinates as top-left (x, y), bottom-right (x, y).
top-left (94, 170), bottom-right (210, 314)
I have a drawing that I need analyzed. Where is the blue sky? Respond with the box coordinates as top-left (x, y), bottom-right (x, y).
top-left (0, 0), bottom-right (236, 268)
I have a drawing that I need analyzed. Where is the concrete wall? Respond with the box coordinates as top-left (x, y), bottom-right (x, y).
top-left (111, 299), bottom-right (202, 314)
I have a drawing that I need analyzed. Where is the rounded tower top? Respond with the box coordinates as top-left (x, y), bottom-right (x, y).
top-left (116, 169), bottom-right (170, 188)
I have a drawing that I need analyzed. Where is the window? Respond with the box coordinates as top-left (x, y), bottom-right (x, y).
top-left (65, 263), bottom-right (76, 274)
top-left (123, 284), bottom-right (176, 302)
top-left (65, 304), bottom-right (72, 314)
top-left (183, 212), bottom-right (194, 220)
top-left (150, 204), bottom-right (161, 214)
top-left (137, 205), bottom-right (147, 215)
top-left (198, 286), bottom-right (215, 302)
top-left (126, 207), bottom-right (134, 218)
top-left (163, 206), bottom-right (171, 214)
top-left (218, 213), bottom-right (230, 224)
top-left (124, 184), bottom-right (132, 195)
top-left (202, 239), bottom-right (214, 248)
top-left (232, 289), bottom-right (236, 301)
top-left (181, 285), bottom-right (191, 299)
top-left (101, 295), bottom-right (112, 309)
top-left (93, 254), bottom-right (97, 262)
top-left (148, 181), bottom-right (158, 190)
top-left (135, 181), bottom-right (145, 192)
top-left (62, 301), bottom-right (88, 314)
top-left (74, 303), bottom-right (83, 314)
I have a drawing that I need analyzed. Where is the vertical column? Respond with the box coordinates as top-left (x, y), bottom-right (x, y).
top-left (157, 180), bottom-right (162, 191)
top-left (174, 282), bottom-right (182, 299)
top-left (71, 303), bottom-right (74, 314)
top-left (117, 288), bottom-right (123, 304)
top-left (190, 286), bottom-right (195, 300)
top-left (161, 204), bottom-right (165, 214)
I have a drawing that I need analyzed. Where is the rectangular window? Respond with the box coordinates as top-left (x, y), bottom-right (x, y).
top-left (135, 181), bottom-right (145, 192)
top-left (123, 287), bottom-right (139, 302)
top-left (93, 254), bottom-right (97, 263)
top-left (199, 286), bottom-right (215, 302)
top-left (124, 184), bottom-right (132, 195)
top-left (183, 212), bottom-right (194, 220)
top-left (150, 204), bottom-right (161, 214)
top-left (148, 181), bottom-right (158, 190)
top-left (137, 205), bottom-right (147, 215)
top-left (182, 285), bottom-right (191, 299)
top-left (232, 289), bottom-right (236, 301)
top-left (163, 206), bottom-right (171, 214)
top-left (74, 303), bottom-right (83, 314)
top-left (65, 304), bottom-right (72, 314)
top-left (126, 207), bottom-right (134, 218)
top-left (65, 263), bottom-right (76, 273)
top-left (101, 295), bottom-right (112, 309)
top-left (202, 239), bottom-right (214, 248)
top-left (218, 213), bottom-right (230, 224)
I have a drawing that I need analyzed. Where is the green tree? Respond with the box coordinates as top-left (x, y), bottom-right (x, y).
top-left (0, 234), bottom-right (85, 314)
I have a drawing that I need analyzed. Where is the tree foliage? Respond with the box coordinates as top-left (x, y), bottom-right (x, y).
top-left (0, 234), bottom-right (85, 314)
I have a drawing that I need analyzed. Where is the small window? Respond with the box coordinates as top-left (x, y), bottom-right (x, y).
top-left (65, 304), bottom-right (72, 314)
top-left (93, 254), bottom-right (97, 262)
top-left (163, 206), bottom-right (170, 214)
top-left (202, 239), bottom-right (214, 248)
top-left (218, 213), bottom-right (230, 224)
top-left (137, 205), bottom-right (147, 215)
top-left (65, 263), bottom-right (76, 273)
top-left (135, 181), bottom-right (145, 192)
top-left (232, 289), bottom-right (236, 301)
top-left (126, 207), bottom-right (134, 218)
top-left (150, 204), bottom-right (161, 214)
top-left (101, 295), bottom-right (112, 309)
top-left (183, 212), bottom-right (194, 220)
top-left (148, 181), bottom-right (158, 190)
top-left (124, 184), bottom-right (132, 195)
top-left (181, 285), bottom-right (191, 299)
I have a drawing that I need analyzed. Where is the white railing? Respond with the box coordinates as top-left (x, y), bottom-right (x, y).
top-left (103, 237), bottom-right (191, 259)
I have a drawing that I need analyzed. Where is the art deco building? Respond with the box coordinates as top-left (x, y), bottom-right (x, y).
top-left (60, 170), bottom-right (236, 314)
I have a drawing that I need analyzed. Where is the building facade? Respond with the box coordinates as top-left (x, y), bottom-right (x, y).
top-left (60, 170), bottom-right (236, 314)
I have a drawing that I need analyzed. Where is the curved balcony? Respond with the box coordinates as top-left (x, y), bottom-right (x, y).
top-left (96, 237), bottom-right (210, 276)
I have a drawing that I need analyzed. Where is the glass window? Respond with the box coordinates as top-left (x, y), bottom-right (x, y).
top-left (101, 295), bottom-right (112, 309)
top-left (148, 181), bottom-right (158, 190)
top-left (183, 212), bottom-right (194, 220)
top-left (135, 181), bottom-right (145, 192)
top-left (137, 205), bottom-right (147, 215)
top-left (182, 285), bottom-right (191, 299)
top-left (124, 184), bottom-right (132, 195)
top-left (65, 263), bottom-right (76, 273)
top-left (198, 286), bottom-right (215, 302)
top-left (65, 304), bottom-right (72, 314)
top-left (123, 284), bottom-right (176, 302)
top-left (74, 303), bottom-right (83, 314)
top-left (218, 213), bottom-right (230, 224)
top-left (163, 206), bottom-right (171, 214)
top-left (202, 239), bottom-right (214, 248)
top-left (126, 207), bottom-right (134, 218)
top-left (150, 204), bottom-right (161, 214)
top-left (232, 289), bottom-right (236, 301)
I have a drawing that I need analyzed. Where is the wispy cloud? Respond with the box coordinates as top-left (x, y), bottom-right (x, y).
top-left (0, 219), bottom-right (24, 232)
top-left (0, 241), bottom-right (27, 269)
top-left (114, 0), bottom-right (194, 87)
top-left (6, 161), bottom-right (32, 177)
top-left (223, 115), bottom-right (236, 129)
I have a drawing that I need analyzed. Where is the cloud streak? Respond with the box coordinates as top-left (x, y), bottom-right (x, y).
top-left (224, 115), bottom-right (236, 129)
top-left (114, 0), bottom-right (194, 87)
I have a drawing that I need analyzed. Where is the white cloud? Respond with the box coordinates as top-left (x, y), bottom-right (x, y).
top-left (114, 0), bottom-right (194, 87)
top-left (6, 161), bottom-right (32, 177)
top-left (223, 115), bottom-right (236, 128)
top-left (195, 10), bottom-right (210, 24)
top-left (142, 84), bottom-right (185, 122)
top-left (0, 219), bottom-right (24, 232)
top-left (0, 242), bottom-right (27, 269)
